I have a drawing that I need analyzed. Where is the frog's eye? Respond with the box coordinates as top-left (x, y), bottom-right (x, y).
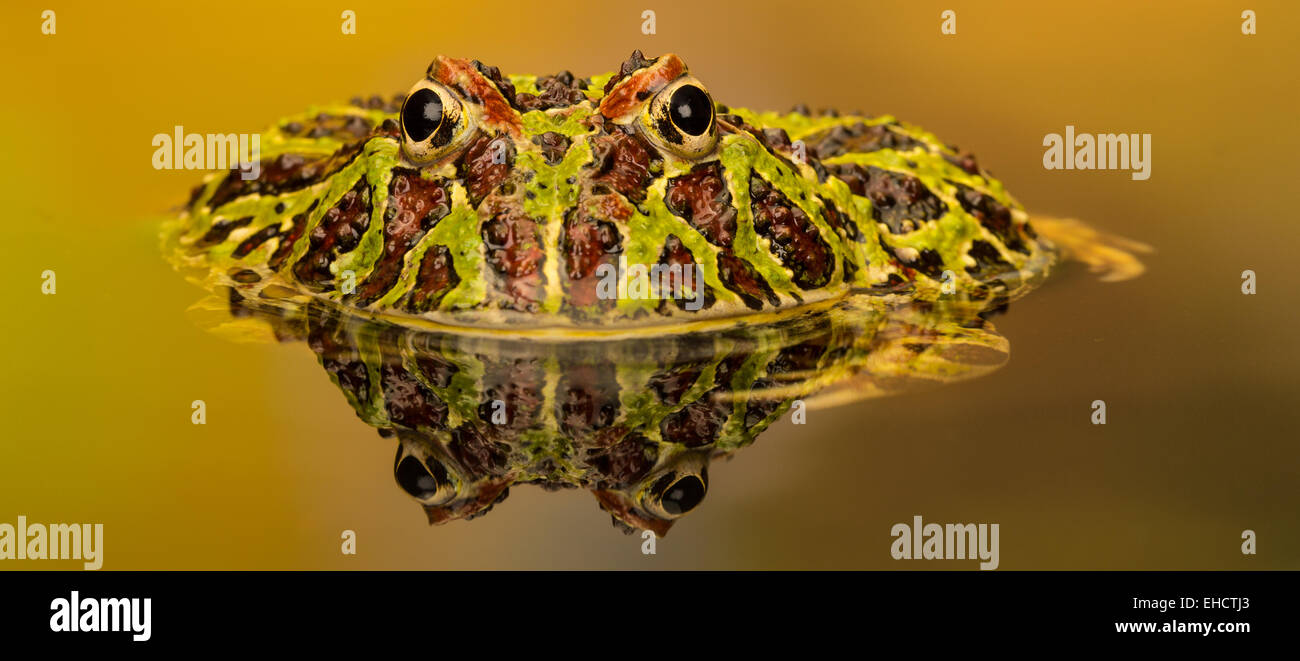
top-left (394, 449), bottom-right (457, 506)
top-left (642, 467), bottom-right (709, 519)
top-left (399, 80), bottom-right (470, 165)
top-left (642, 77), bottom-right (718, 159)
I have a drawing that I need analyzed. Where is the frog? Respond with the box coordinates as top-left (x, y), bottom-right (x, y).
top-left (165, 51), bottom-right (1072, 334)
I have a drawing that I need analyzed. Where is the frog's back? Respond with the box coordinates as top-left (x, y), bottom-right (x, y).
top-left (167, 51), bottom-right (1051, 332)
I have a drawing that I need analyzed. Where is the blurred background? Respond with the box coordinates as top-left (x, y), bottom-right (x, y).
top-left (1, 0), bottom-right (1296, 569)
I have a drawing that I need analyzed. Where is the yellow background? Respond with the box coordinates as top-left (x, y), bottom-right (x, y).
top-left (1, 0), bottom-right (1296, 569)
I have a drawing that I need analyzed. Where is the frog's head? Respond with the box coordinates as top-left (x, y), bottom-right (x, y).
top-left (366, 50), bottom-right (791, 323)
top-left (178, 50), bottom-right (1050, 329)
top-left (396, 51), bottom-right (720, 172)
top-left (391, 424), bottom-right (715, 536)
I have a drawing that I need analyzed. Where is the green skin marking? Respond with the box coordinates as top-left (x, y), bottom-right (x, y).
top-left (165, 56), bottom-right (1051, 333)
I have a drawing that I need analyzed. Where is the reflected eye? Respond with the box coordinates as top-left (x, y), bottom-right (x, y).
top-left (394, 451), bottom-right (456, 505)
top-left (399, 80), bottom-right (470, 164)
top-left (642, 77), bottom-right (718, 159)
top-left (661, 474), bottom-right (707, 515)
top-left (643, 466), bottom-right (709, 519)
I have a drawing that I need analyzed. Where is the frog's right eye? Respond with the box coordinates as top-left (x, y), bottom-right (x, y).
top-left (399, 81), bottom-right (470, 165)
top-left (394, 451), bottom-right (457, 506)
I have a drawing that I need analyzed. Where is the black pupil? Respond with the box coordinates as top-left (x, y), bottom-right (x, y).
top-left (395, 455), bottom-right (441, 500)
top-left (661, 475), bottom-right (707, 515)
top-left (402, 88), bottom-right (443, 142)
top-left (668, 85), bottom-right (713, 137)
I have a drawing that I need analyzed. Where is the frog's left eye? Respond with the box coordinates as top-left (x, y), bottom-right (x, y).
top-left (642, 77), bottom-right (718, 159)
top-left (399, 80), bottom-right (471, 165)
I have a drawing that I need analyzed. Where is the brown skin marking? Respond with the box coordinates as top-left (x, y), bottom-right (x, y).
top-left (743, 384), bottom-right (782, 430)
top-left (450, 424), bottom-right (511, 477)
top-left (206, 141), bottom-right (365, 211)
top-left (280, 113), bottom-right (373, 141)
top-left (375, 118), bottom-right (401, 140)
top-left (659, 355), bottom-right (746, 447)
top-left (426, 55), bottom-right (523, 138)
top-left (944, 151), bottom-right (980, 175)
top-left (184, 182), bottom-right (207, 210)
top-left (293, 179), bottom-right (372, 288)
top-left (663, 400), bottom-right (731, 450)
top-left (718, 253), bottom-right (781, 310)
top-left (412, 338), bottom-right (459, 389)
top-left (760, 127), bottom-right (792, 149)
top-left (268, 203), bottom-right (313, 271)
top-left (478, 359), bottom-right (546, 434)
top-left (517, 72), bottom-right (587, 111)
top-left (406, 244), bottom-right (459, 312)
top-left (952, 182), bottom-right (1028, 254)
top-left (561, 205), bottom-right (623, 310)
top-left (656, 234), bottom-right (716, 313)
top-left (749, 174), bottom-right (834, 289)
top-left (807, 123), bottom-right (926, 160)
top-left (557, 363), bottom-right (621, 444)
top-left (818, 198), bottom-right (864, 283)
top-left (819, 197), bottom-right (864, 242)
top-left (228, 268), bottom-right (261, 284)
top-left (307, 316), bottom-right (370, 405)
top-left (598, 53), bottom-right (687, 120)
top-left (353, 169), bottom-right (451, 306)
top-left (665, 162), bottom-right (737, 247)
top-left (380, 362), bottom-right (449, 430)
top-left (481, 210), bottom-right (546, 312)
top-left (648, 358), bottom-right (706, 406)
top-left (588, 433), bottom-right (657, 489)
top-left (196, 216), bottom-right (251, 248)
top-left (532, 131), bottom-right (571, 165)
top-left (965, 239), bottom-right (1016, 280)
top-left (877, 236), bottom-right (947, 279)
top-left (457, 133), bottom-right (516, 207)
top-left (587, 128), bottom-right (659, 203)
top-left (232, 222), bottom-right (280, 258)
top-left (349, 93), bottom-right (406, 113)
top-left (830, 164), bottom-right (947, 234)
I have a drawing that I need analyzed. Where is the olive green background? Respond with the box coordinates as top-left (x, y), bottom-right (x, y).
top-left (1, 0), bottom-right (1296, 569)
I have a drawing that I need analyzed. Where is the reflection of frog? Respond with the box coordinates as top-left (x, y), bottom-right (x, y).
top-left (215, 289), bottom-right (1016, 535)
top-left (167, 51), bottom-right (1066, 332)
